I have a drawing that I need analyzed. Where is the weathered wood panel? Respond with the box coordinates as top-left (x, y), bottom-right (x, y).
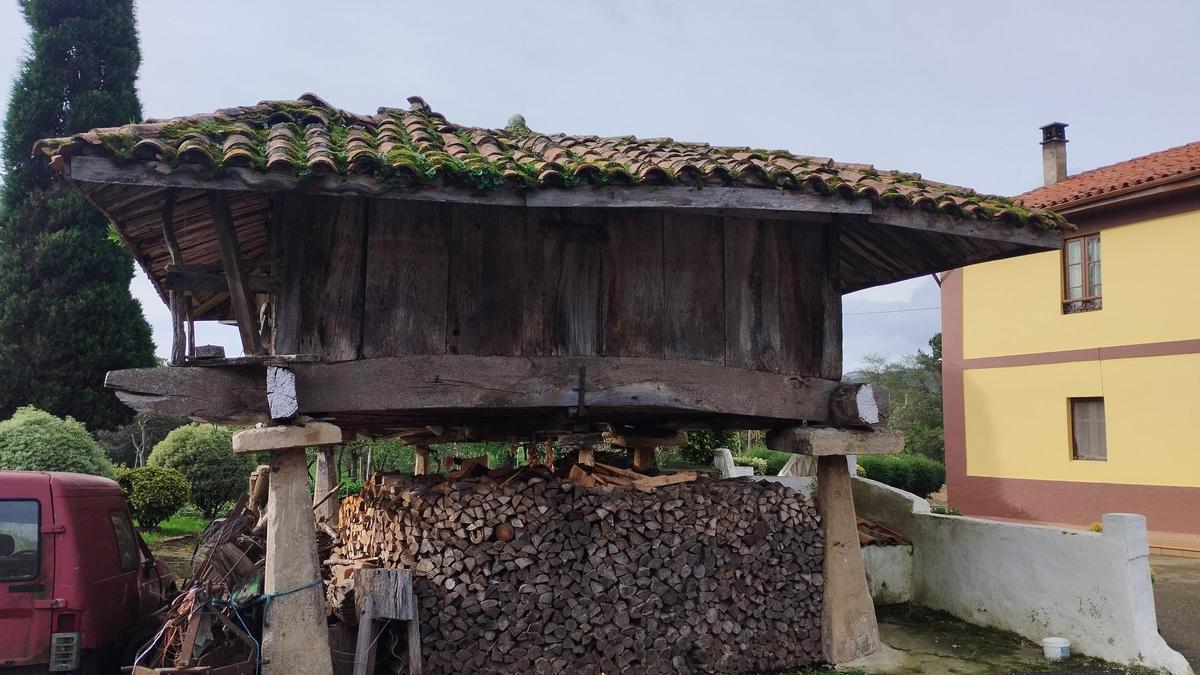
top-left (724, 217), bottom-right (784, 372)
top-left (275, 193), bottom-right (366, 359)
top-left (363, 200), bottom-right (450, 358)
top-left (294, 196), bottom-right (367, 360)
top-left (724, 217), bottom-right (834, 375)
top-left (662, 212), bottom-right (725, 363)
top-left (447, 205), bottom-right (526, 356)
top-left (776, 221), bottom-right (833, 377)
top-left (523, 209), bottom-right (603, 356)
top-left (601, 210), bottom-right (664, 358)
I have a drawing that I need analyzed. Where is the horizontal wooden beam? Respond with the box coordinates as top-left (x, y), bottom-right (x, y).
top-left (765, 427), bottom-right (904, 456)
top-left (105, 355), bottom-right (843, 429)
top-left (867, 208), bottom-right (1061, 249)
top-left (164, 264), bottom-right (281, 294)
top-left (69, 156), bottom-right (1057, 248)
top-left (69, 156), bottom-right (859, 216)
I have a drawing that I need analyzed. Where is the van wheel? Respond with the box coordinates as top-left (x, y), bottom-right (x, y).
top-left (116, 620), bottom-right (164, 671)
top-left (76, 651), bottom-right (111, 675)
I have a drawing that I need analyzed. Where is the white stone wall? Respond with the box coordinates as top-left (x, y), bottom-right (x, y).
top-left (861, 544), bottom-right (914, 604)
top-left (712, 447), bottom-right (754, 478)
top-left (851, 477), bottom-right (1192, 675)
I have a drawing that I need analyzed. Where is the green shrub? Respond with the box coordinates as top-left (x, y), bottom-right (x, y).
top-left (116, 465), bottom-right (190, 529)
top-left (856, 454), bottom-right (945, 497)
top-left (681, 430), bottom-right (742, 465)
top-left (739, 446), bottom-right (791, 475)
top-left (732, 455), bottom-right (768, 475)
top-left (148, 424), bottom-right (254, 518)
top-left (340, 479), bottom-right (364, 497)
top-left (0, 406), bottom-right (113, 476)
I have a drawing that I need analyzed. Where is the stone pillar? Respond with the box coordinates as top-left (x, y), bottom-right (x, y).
top-left (233, 422), bottom-right (342, 675)
top-left (816, 454), bottom-right (881, 663)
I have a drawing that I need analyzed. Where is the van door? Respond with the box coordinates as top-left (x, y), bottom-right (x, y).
top-left (0, 491), bottom-right (53, 668)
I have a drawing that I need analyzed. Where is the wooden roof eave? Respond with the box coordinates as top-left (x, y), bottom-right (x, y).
top-left (66, 154), bottom-right (1064, 307)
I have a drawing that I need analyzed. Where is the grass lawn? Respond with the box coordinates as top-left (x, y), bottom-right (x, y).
top-left (139, 506), bottom-right (209, 549)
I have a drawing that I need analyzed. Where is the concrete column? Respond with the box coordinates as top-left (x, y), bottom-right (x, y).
top-left (816, 454), bottom-right (881, 663)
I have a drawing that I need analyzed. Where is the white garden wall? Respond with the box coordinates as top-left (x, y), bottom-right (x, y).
top-left (852, 477), bottom-right (1192, 675)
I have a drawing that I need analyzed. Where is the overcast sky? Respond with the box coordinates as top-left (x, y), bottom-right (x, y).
top-left (2, 1), bottom-right (1198, 369)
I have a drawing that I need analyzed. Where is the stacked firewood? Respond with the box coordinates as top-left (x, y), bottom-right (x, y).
top-left (328, 466), bottom-right (825, 674)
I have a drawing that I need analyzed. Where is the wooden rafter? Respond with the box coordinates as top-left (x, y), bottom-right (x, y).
top-left (207, 191), bottom-right (264, 355)
top-left (163, 264), bottom-right (281, 294)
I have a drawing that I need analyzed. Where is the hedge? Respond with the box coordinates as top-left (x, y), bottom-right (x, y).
top-left (856, 454), bottom-right (945, 498)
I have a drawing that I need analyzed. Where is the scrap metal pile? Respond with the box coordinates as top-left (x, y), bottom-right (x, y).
top-left (129, 467), bottom-right (336, 674)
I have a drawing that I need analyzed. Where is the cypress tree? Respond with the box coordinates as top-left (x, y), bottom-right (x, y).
top-left (0, 0), bottom-right (156, 430)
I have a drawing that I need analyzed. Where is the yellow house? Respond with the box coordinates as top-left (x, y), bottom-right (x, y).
top-left (943, 125), bottom-right (1200, 552)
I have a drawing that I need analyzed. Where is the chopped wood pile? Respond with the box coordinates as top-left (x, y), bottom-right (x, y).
top-left (327, 464), bottom-right (825, 674)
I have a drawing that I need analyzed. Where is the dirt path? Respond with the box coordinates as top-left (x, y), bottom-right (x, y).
top-left (151, 535), bottom-right (200, 579)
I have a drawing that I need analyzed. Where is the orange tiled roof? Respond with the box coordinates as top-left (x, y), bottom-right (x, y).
top-left (37, 93), bottom-right (1068, 230)
top-left (1020, 140), bottom-right (1200, 210)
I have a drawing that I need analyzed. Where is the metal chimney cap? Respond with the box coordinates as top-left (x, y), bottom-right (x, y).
top-left (1040, 122), bottom-right (1068, 144)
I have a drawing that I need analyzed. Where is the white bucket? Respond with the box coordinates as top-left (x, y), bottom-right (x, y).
top-left (1042, 636), bottom-right (1071, 661)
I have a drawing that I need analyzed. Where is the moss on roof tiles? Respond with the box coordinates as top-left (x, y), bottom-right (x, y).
top-left (36, 93), bottom-right (1070, 230)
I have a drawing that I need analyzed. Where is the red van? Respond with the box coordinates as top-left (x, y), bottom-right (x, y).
top-left (0, 472), bottom-right (176, 673)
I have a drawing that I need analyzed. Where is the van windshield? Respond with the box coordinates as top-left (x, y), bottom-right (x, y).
top-left (0, 500), bottom-right (39, 581)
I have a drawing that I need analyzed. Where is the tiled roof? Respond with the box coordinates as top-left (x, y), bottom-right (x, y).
top-left (37, 93), bottom-right (1067, 229)
top-left (1020, 140), bottom-right (1200, 210)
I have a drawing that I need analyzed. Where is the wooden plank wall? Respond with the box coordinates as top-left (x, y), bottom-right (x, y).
top-left (275, 195), bottom-right (841, 378)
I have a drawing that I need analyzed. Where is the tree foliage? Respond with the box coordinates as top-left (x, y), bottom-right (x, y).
top-left (148, 424), bottom-right (253, 518)
top-left (679, 430), bottom-right (742, 465)
top-left (116, 465), bottom-right (190, 529)
top-left (98, 413), bottom-right (188, 468)
top-left (0, 405), bottom-right (113, 476)
top-left (0, 0), bottom-right (154, 430)
top-left (858, 333), bottom-right (944, 461)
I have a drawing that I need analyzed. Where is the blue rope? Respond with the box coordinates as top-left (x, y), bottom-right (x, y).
top-left (209, 578), bottom-right (322, 675)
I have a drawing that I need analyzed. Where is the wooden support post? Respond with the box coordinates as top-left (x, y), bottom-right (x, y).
top-left (815, 454), bottom-right (880, 663)
top-left (352, 592), bottom-right (376, 675)
top-left (314, 447), bottom-right (338, 525)
top-left (233, 422), bottom-right (341, 675)
top-left (207, 191), bottom-right (264, 356)
top-left (352, 569), bottom-right (421, 675)
top-left (160, 189), bottom-right (186, 366)
top-left (578, 444), bottom-right (595, 467)
top-left (632, 447), bottom-right (657, 473)
top-left (414, 445), bottom-right (430, 476)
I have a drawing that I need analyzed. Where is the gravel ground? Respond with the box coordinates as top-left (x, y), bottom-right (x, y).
top-left (1150, 554), bottom-right (1200, 669)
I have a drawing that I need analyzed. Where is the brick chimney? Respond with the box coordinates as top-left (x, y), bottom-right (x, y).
top-left (1040, 122), bottom-right (1068, 186)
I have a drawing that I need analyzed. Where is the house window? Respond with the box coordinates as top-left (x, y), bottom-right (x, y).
top-left (1070, 397), bottom-right (1107, 461)
top-left (1063, 234), bottom-right (1101, 313)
